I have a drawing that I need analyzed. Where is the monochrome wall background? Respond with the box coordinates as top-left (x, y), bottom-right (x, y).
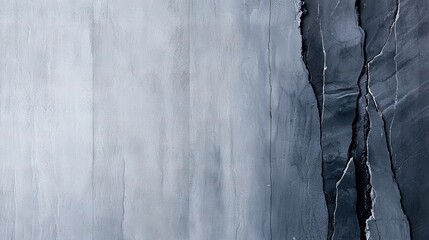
top-left (0, 0), bottom-right (428, 239)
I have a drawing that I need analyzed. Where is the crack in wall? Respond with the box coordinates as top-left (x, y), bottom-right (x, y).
top-left (90, 4), bottom-right (96, 239)
top-left (267, 0), bottom-right (272, 239)
top-left (390, 16), bottom-right (399, 169)
top-left (366, 0), bottom-right (411, 235)
top-left (294, 2), bottom-right (347, 239)
top-left (300, 6), bottom-right (332, 240)
top-left (365, 0), bottom-right (400, 65)
top-left (300, 1), bottom-right (322, 118)
top-left (299, 2), bottom-right (332, 239)
top-left (348, 69), bottom-right (372, 239)
top-left (361, 67), bottom-right (374, 240)
top-left (331, 156), bottom-right (355, 240)
top-left (352, 0), bottom-right (411, 238)
top-left (318, 1), bottom-right (326, 126)
top-left (292, 0), bottom-right (409, 238)
top-left (345, 0), bottom-right (373, 238)
top-left (300, 2), bottom-right (323, 121)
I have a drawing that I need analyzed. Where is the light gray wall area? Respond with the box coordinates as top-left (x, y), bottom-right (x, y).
top-left (1, 0), bottom-right (328, 239)
top-left (92, 0), bottom-right (191, 239)
top-left (189, 1), bottom-right (272, 239)
top-left (0, 0), bottom-right (93, 239)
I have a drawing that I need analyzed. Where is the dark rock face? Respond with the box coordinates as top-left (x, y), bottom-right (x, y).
top-left (365, 99), bottom-right (410, 239)
top-left (368, 0), bottom-right (429, 238)
top-left (303, 0), bottom-right (428, 238)
top-left (302, 0), bottom-right (364, 238)
top-left (332, 159), bottom-right (360, 240)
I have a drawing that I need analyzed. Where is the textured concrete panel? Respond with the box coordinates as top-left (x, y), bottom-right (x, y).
top-left (0, 0), bottom-right (428, 239)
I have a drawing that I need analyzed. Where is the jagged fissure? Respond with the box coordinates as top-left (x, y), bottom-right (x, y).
top-left (299, 2), bottom-right (330, 237)
top-left (300, 0), bottom-right (408, 238)
top-left (300, 0), bottom-right (366, 238)
top-left (299, 2), bottom-right (329, 235)
top-left (348, 66), bottom-right (372, 240)
top-left (365, 0), bottom-right (412, 235)
top-left (300, 1), bottom-right (321, 116)
top-left (299, 0), bottom-right (324, 183)
top-left (355, 0), bottom-right (412, 238)
top-left (348, 1), bottom-right (374, 238)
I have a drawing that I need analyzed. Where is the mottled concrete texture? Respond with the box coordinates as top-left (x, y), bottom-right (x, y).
top-left (0, 0), bottom-right (428, 239)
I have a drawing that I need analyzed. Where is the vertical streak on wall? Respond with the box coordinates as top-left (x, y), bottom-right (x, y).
top-left (0, 0), bottom-right (94, 239)
top-left (189, 0), bottom-right (271, 239)
top-left (92, 0), bottom-right (191, 239)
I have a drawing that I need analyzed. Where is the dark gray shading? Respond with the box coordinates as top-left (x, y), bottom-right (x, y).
top-left (348, 0), bottom-right (400, 235)
top-left (393, 0), bottom-right (429, 237)
top-left (365, 99), bottom-right (410, 239)
top-left (358, 0), bottom-right (398, 61)
top-left (301, 0), bottom-right (325, 112)
top-left (366, 0), bottom-right (429, 238)
top-left (367, 34), bottom-right (397, 130)
top-left (351, 71), bottom-right (373, 237)
top-left (378, 0), bottom-right (429, 238)
top-left (332, 159), bottom-right (360, 240)
top-left (270, 0), bottom-right (328, 239)
top-left (302, 0), bottom-right (365, 237)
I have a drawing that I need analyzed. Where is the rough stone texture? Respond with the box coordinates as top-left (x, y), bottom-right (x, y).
top-left (359, 0), bottom-right (398, 61)
top-left (393, 1), bottom-right (429, 235)
top-left (332, 160), bottom-right (360, 240)
top-left (365, 99), bottom-right (410, 239)
top-left (368, 0), bottom-right (429, 238)
top-left (0, 0), bottom-right (428, 239)
top-left (302, 0), bottom-right (364, 237)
